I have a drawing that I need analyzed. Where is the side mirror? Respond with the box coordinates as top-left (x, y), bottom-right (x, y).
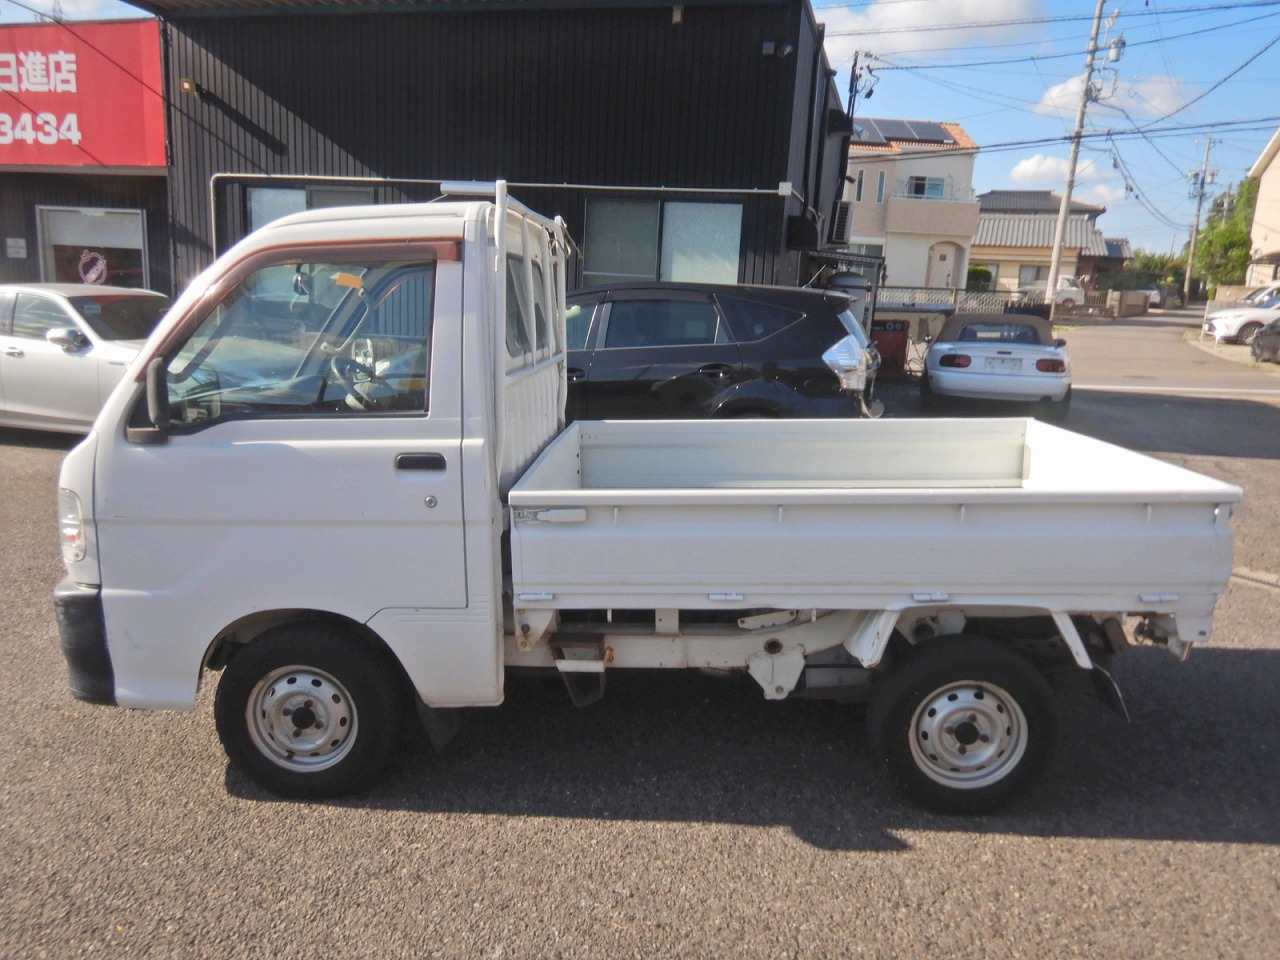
top-left (1055, 338), bottom-right (1067, 348)
top-left (47, 327), bottom-right (88, 351)
top-left (125, 356), bottom-right (171, 445)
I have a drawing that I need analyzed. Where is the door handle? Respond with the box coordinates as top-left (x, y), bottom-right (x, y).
top-left (396, 453), bottom-right (446, 472)
top-left (697, 363), bottom-right (733, 380)
top-left (566, 367), bottom-right (586, 383)
top-left (4, 347), bottom-right (24, 358)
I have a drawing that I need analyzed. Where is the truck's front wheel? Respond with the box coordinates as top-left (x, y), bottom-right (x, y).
top-left (866, 638), bottom-right (1059, 814)
top-left (214, 624), bottom-right (404, 798)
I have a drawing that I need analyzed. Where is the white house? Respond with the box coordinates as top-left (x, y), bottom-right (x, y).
top-left (842, 118), bottom-right (980, 289)
top-left (1246, 127), bottom-right (1280, 286)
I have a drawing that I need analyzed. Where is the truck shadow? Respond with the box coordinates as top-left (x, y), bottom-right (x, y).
top-left (225, 646), bottom-right (1280, 851)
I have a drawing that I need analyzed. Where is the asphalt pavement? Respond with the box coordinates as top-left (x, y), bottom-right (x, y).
top-left (2, 315), bottom-right (1278, 959)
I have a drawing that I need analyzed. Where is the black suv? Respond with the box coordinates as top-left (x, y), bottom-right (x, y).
top-left (564, 283), bottom-right (878, 421)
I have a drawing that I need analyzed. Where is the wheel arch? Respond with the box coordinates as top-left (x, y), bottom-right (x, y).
top-left (204, 609), bottom-right (418, 703)
top-left (847, 605), bottom-right (1095, 673)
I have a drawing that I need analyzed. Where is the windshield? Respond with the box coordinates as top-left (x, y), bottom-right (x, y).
top-left (69, 294), bottom-right (171, 341)
top-left (161, 259), bottom-right (436, 429)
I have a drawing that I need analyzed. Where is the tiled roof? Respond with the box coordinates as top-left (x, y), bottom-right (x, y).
top-left (1104, 237), bottom-right (1132, 259)
top-left (978, 190), bottom-right (1106, 216)
top-left (974, 214), bottom-right (1110, 255)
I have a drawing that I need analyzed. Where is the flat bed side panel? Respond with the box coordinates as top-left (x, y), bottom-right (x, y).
top-left (509, 417), bottom-right (1240, 617)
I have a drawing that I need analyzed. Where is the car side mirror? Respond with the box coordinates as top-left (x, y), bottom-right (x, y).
top-left (1055, 338), bottom-right (1067, 348)
top-left (125, 356), bottom-right (172, 445)
top-left (47, 327), bottom-right (88, 351)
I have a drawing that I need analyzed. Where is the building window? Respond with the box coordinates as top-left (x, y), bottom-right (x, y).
top-left (854, 170), bottom-right (864, 202)
top-left (37, 206), bottom-right (149, 288)
top-left (876, 171), bottom-right (885, 203)
top-left (246, 185), bottom-right (377, 232)
top-left (583, 199), bottom-right (742, 286)
top-left (1018, 265), bottom-right (1049, 286)
top-left (847, 242), bottom-right (884, 258)
top-left (906, 176), bottom-right (946, 199)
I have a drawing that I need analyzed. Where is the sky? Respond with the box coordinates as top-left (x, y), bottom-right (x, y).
top-left (4, 0), bottom-right (1279, 256)
top-left (818, 0), bottom-right (1280, 256)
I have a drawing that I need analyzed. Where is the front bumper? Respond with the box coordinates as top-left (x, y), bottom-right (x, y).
top-left (53, 578), bottom-right (116, 705)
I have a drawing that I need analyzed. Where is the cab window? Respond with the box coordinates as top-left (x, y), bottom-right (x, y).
top-left (158, 259), bottom-right (435, 430)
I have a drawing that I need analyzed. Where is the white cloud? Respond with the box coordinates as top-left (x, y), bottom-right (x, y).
top-left (1108, 75), bottom-right (1193, 117)
top-left (822, 0), bottom-right (1043, 65)
top-left (1035, 77), bottom-right (1082, 120)
top-left (1036, 72), bottom-right (1194, 122)
top-left (1007, 153), bottom-right (1122, 210)
top-left (1080, 182), bottom-right (1129, 206)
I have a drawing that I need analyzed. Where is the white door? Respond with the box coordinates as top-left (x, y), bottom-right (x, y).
top-left (94, 256), bottom-right (468, 661)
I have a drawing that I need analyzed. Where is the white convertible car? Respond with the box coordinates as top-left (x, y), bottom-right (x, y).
top-left (921, 313), bottom-right (1071, 419)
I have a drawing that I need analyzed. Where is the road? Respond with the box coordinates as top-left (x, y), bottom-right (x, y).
top-left (2, 310), bottom-right (1278, 959)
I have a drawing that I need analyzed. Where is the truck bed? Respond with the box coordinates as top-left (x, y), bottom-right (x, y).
top-left (508, 419), bottom-right (1240, 631)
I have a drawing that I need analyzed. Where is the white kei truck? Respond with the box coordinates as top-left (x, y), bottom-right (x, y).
top-left (54, 184), bottom-right (1241, 813)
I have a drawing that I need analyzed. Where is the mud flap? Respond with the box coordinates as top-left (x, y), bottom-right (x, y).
top-left (1090, 664), bottom-right (1129, 721)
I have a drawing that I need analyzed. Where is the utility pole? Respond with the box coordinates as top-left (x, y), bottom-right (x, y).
top-left (1183, 138), bottom-right (1217, 304)
top-left (846, 51), bottom-right (875, 120)
top-left (1046, 0), bottom-right (1107, 323)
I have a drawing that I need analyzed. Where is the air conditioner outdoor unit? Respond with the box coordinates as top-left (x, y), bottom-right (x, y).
top-left (828, 200), bottom-right (853, 245)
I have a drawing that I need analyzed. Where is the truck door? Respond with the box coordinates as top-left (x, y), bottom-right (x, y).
top-left (94, 254), bottom-right (468, 642)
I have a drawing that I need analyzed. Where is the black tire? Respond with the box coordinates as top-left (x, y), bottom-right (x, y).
top-left (866, 637), bottom-right (1059, 814)
top-left (1039, 386), bottom-right (1071, 422)
top-left (919, 372), bottom-right (942, 413)
top-left (1238, 322), bottom-right (1262, 346)
top-left (214, 622), bottom-right (405, 798)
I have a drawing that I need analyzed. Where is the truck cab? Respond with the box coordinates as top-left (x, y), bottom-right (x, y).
top-left (57, 184), bottom-right (567, 723)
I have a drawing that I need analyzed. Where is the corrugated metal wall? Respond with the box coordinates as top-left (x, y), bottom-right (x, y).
top-left (0, 173), bottom-right (170, 289)
top-left (165, 2), bottom-right (836, 288)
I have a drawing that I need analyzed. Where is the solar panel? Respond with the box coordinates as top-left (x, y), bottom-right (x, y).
top-left (906, 121), bottom-right (956, 144)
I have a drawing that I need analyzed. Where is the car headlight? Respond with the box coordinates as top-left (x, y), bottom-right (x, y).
top-left (822, 336), bottom-right (868, 392)
top-left (59, 488), bottom-right (86, 564)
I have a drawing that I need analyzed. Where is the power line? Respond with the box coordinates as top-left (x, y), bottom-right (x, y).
top-left (864, 11), bottom-right (1280, 72)
top-left (822, 0), bottom-right (1280, 37)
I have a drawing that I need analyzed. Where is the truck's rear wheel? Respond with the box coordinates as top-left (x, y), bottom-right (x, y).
top-left (866, 637), bottom-right (1059, 814)
top-left (214, 623), bottom-right (403, 798)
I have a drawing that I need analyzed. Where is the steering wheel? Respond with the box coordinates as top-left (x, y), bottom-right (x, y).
top-left (327, 355), bottom-right (379, 409)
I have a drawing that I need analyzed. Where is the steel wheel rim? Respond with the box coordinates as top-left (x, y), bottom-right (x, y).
top-left (909, 680), bottom-right (1028, 790)
top-left (246, 665), bottom-right (357, 772)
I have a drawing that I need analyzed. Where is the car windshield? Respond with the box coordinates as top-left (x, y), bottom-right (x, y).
top-left (69, 294), bottom-right (172, 341)
top-left (949, 322), bottom-right (1043, 345)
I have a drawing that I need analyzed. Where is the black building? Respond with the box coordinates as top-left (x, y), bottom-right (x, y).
top-left (129, 0), bottom-right (851, 292)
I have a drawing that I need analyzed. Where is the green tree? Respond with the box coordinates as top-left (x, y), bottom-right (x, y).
top-left (1192, 179), bottom-right (1257, 287)
top-left (966, 265), bottom-right (992, 291)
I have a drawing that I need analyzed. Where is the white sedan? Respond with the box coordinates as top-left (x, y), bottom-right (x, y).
top-left (0, 283), bottom-right (171, 433)
top-left (1201, 294), bottom-right (1280, 345)
top-left (921, 313), bottom-right (1071, 419)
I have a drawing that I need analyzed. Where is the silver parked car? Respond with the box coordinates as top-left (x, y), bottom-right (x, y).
top-left (0, 283), bottom-right (171, 433)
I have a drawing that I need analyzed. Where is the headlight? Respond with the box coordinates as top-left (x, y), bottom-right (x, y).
top-left (58, 488), bottom-right (86, 564)
top-left (822, 336), bottom-right (868, 392)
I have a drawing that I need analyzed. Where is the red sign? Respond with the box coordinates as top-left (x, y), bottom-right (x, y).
top-left (0, 19), bottom-right (164, 168)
